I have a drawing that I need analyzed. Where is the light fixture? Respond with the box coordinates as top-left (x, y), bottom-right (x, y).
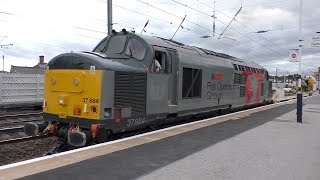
top-left (58, 96), bottom-right (65, 105)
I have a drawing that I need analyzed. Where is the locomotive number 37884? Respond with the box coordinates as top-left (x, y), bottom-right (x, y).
top-left (127, 117), bottom-right (145, 127)
top-left (82, 98), bottom-right (99, 103)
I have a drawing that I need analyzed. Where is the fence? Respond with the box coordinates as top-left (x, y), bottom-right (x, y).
top-left (0, 73), bottom-right (44, 105)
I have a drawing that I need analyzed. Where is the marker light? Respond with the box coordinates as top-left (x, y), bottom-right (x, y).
top-left (74, 79), bottom-right (79, 86)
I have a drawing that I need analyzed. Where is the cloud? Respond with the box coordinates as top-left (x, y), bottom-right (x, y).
top-left (0, 0), bottom-right (319, 76)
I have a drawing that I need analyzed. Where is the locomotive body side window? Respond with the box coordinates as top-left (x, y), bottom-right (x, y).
top-left (125, 38), bottom-right (146, 60)
top-left (182, 67), bottom-right (202, 98)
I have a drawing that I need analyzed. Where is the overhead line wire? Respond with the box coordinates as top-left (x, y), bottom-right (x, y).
top-left (0, 11), bottom-right (14, 16)
top-left (169, 0), bottom-right (287, 59)
top-left (105, 2), bottom-right (207, 37)
top-left (136, 0), bottom-right (212, 32)
top-left (112, 3), bottom-right (173, 25)
top-left (197, 0), bottom-right (288, 55)
top-left (135, 0), bottom-right (287, 61)
top-left (218, 0), bottom-right (286, 11)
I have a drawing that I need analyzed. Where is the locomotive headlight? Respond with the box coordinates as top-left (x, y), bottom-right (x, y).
top-left (58, 96), bottom-right (65, 105)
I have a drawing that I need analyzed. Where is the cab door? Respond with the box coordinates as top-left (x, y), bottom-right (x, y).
top-left (167, 49), bottom-right (179, 113)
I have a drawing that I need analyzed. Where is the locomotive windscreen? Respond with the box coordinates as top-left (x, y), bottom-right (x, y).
top-left (94, 35), bottom-right (127, 54)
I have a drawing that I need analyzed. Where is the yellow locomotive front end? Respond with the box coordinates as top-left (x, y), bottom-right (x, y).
top-left (43, 69), bottom-right (102, 121)
top-left (24, 67), bottom-right (106, 148)
top-left (23, 52), bottom-right (117, 148)
top-left (24, 31), bottom-right (151, 149)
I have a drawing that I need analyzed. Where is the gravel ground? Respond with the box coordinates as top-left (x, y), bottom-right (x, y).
top-left (0, 137), bottom-right (57, 166)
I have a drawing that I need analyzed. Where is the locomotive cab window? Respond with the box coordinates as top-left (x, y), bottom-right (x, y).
top-left (125, 38), bottom-right (146, 60)
top-left (94, 35), bottom-right (127, 54)
top-left (106, 35), bottom-right (127, 54)
top-left (152, 51), bottom-right (169, 73)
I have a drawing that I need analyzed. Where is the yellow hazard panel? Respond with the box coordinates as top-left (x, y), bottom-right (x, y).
top-left (43, 69), bottom-right (103, 120)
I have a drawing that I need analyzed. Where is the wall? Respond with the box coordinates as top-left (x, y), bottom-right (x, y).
top-left (0, 73), bottom-right (44, 105)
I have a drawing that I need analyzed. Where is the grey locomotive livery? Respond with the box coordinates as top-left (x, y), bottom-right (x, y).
top-left (26, 29), bottom-right (272, 147)
top-left (95, 30), bottom-right (270, 129)
top-left (93, 29), bottom-right (271, 134)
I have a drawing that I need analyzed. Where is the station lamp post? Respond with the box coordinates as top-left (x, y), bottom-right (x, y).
top-left (316, 32), bottom-right (320, 90)
top-left (0, 43), bottom-right (13, 72)
top-left (297, 0), bottom-right (303, 123)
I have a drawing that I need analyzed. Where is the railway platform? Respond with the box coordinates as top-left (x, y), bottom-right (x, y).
top-left (0, 95), bottom-right (320, 179)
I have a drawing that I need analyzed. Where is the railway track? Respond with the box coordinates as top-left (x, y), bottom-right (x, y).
top-left (0, 112), bottom-right (42, 120)
top-left (0, 112), bottom-right (43, 128)
top-left (0, 126), bottom-right (23, 134)
top-left (0, 112), bottom-right (44, 144)
top-left (0, 135), bottom-right (47, 145)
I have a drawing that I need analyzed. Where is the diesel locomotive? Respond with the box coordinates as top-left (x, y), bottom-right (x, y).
top-left (25, 29), bottom-right (272, 147)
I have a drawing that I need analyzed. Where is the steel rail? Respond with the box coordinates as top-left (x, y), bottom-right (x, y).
top-left (0, 135), bottom-right (47, 145)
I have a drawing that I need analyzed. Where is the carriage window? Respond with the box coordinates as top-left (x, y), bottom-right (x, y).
top-left (125, 38), bottom-right (146, 60)
top-left (182, 67), bottom-right (202, 98)
top-left (152, 51), bottom-right (169, 73)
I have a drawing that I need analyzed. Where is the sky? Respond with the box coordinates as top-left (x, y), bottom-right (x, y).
top-left (0, 0), bottom-right (320, 76)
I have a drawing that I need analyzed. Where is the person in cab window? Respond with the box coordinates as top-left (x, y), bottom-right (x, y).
top-left (154, 58), bottom-right (162, 72)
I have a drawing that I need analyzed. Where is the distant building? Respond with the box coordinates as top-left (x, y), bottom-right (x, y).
top-left (10, 55), bottom-right (47, 74)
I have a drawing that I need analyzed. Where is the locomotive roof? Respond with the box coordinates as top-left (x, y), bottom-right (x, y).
top-left (139, 33), bottom-right (264, 69)
top-left (91, 30), bottom-right (265, 71)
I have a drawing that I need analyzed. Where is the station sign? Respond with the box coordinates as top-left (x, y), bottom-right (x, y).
top-left (289, 49), bottom-right (299, 62)
top-left (311, 36), bottom-right (320, 48)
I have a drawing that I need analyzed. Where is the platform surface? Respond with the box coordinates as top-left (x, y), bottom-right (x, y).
top-left (1, 96), bottom-right (319, 180)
